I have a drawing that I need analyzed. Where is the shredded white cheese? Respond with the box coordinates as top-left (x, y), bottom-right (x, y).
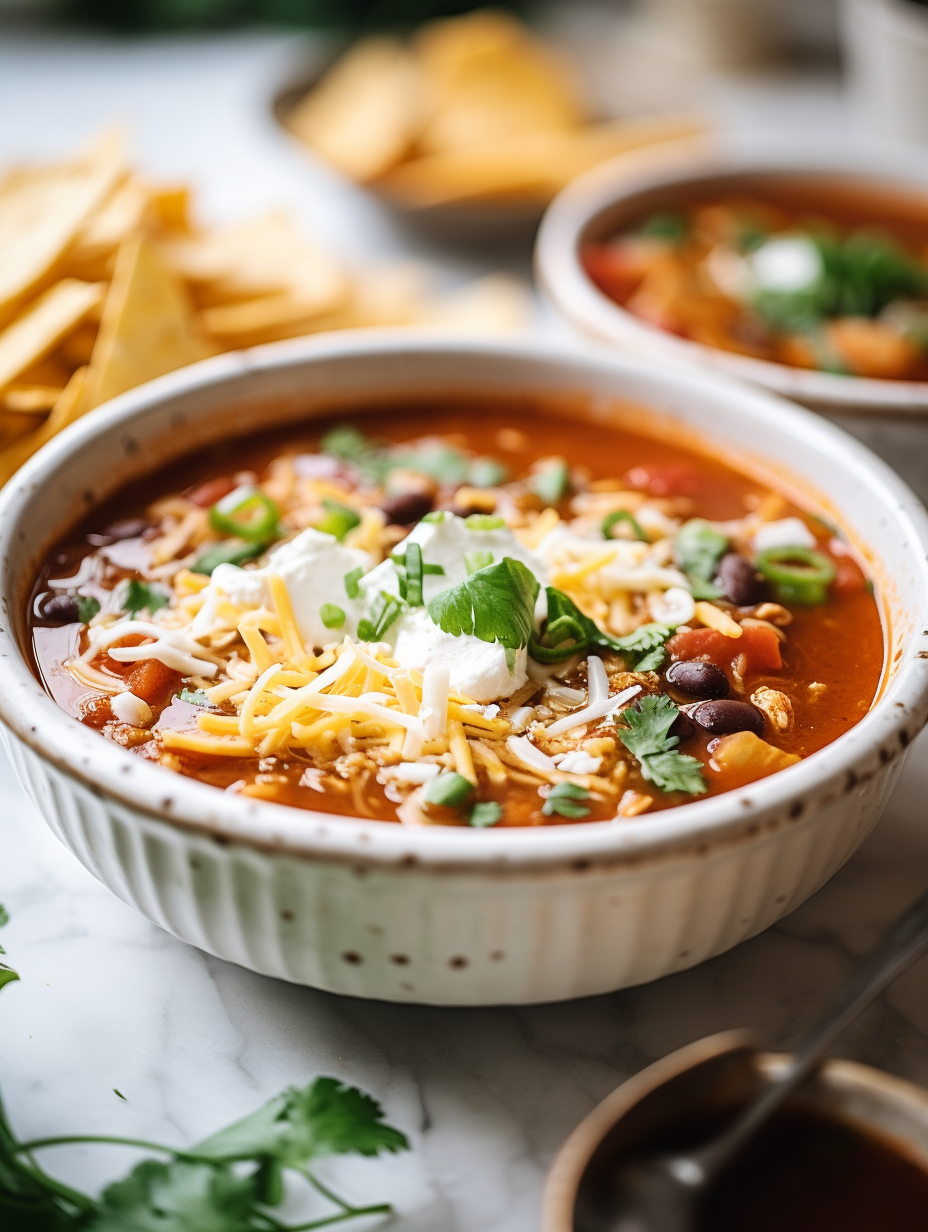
top-left (545, 684), bottom-right (642, 737)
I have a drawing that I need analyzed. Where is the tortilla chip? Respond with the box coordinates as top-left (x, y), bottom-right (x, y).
top-left (0, 365), bottom-right (87, 485)
top-left (378, 116), bottom-right (704, 208)
top-left (69, 176), bottom-right (151, 262)
top-left (287, 37), bottom-right (426, 181)
top-left (82, 235), bottom-right (211, 411)
top-left (149, 185), bottom-right (191, 234)
top-left (160, 212), bottom-right (348, 316)
top-left (0, 129), bottom-right (125, 326)
top-left (414, 11), bottom-right (585, 155)
top-left (0, 278), bottom-right (104, 395)
top-left (57, 320), bottom-right (99, 368)
top-left (3, 384), bottom-right (64, 413)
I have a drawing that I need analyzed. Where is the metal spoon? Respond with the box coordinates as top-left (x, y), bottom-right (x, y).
top-left (604, 884), bottom-right (928, 1232)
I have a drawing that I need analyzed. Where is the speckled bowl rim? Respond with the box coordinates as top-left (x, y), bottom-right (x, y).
top-left (535, 135), bottom-right (928, 414)
top-left (0, 330), bottom-right (927, 874)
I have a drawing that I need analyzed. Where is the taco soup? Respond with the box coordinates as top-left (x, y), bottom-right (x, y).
top-left (582, 178), bottom-right (928, 381)
top-left (29, 399), bottom-right (883, 828)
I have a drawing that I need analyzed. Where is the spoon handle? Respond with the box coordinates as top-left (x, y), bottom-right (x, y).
top-left (695, 883), bottom-right (928, 1177)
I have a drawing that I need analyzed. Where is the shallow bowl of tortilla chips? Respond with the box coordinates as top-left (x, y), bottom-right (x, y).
top-left (274, 10), bottom-right (703, 240)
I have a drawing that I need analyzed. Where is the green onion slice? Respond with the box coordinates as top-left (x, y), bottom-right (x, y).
top-left (756, 545), bottom-right (836, 606)
top-left (405, 542), bottom-right (424, 607)
top-left (320, 603), bottom-right (346, 629)
top-left (209, 485), bottom-right (280, 543)
top-left (316, 498), bottom-right (361, 541)
top-left (424, 772), bottom-right (474, 809)
top-left (464, 514), bottom-right (505, 531)
top-left (602, 509), bottom-right (647, 542)
top-left (357, 591), bottom-right (404, 642)
top-left (191, 540), bottom-right (263, 576)
top-left (470, 800), bottom-right (503, 827)
top-left (344, 566), bottom-right (363, 599)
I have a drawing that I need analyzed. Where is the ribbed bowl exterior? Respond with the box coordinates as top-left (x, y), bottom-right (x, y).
top-left (4, 727), bottom-right (904, 1005)
top-left (2, 335), bottom-right (927, 1007)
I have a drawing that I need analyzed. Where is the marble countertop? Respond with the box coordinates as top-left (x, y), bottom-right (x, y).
top-left (2, 25), bottom-right (928, 1232)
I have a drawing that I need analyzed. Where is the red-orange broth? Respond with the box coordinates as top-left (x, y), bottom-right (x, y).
top-left (29, 399), bottom-right (884, 828)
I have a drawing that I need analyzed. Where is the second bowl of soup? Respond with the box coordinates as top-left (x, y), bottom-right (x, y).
top-left (536, 140), bottom-right (928, 499)
top-left (0, 333), bottom-right (926, 1004)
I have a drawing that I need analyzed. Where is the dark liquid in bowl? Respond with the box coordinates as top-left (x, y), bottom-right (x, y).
top-left (698, 1106), bottom-right (928, 1232)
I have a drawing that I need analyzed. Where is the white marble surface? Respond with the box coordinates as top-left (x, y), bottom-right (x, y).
top-left (3, 25), bottom-right (928, 1232)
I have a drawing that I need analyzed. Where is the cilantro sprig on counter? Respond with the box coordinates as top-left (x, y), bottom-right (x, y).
top-left (0, 913), bottom-right (408, 1230)
top-left (616, 694), bottom-right (707, 796)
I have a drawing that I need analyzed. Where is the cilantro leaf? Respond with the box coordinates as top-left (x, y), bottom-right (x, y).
top-left (358, 591), bottom-right (404, 642)
top-left (542, 782), bottom-right (590, 819)
top-left (674, 519), bottom-right (728, 599)
top-left (393, 442), bottom-right (469, 486)
top-left (530, 588), bottom-right (670, 669)
top-left (0, 965), bottom-right (18, 994)
top-left (75, 595), bottom-right (100, 624)
top-left (616, 694), bottom-right (706, 796)
top-left (320, 425), bottom-right (392, 484)
top-left (89, 1159), bottom-right (257, 1232)
top-left (427, 557), bottom-right (539, 651)
top-left (0, 904), bottom-right (7, 955)
top-left (124, 579), bottom-right (169, 619)
top-left (193, 1078), bottom-right (408, 1168)
top-left (639, 749), bottom-right (708, 795)
top-left (611, 623), bottom-right (673, 672)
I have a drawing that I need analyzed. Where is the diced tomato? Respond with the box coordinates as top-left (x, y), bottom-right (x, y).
top-left (738, 624), bottom-right (782, 671)
top-left (581, 242), bottom-right (648, 304)
top-left (828, 539), bottom-right (868, 595)
top-left (623, 462), bottom-right (698, 498)
top-left (101, 631), bottom-right (147, 676)
top-left (126, 659), bottom-right (181, 707)
top-left (668, 627), bottom-right (730, 665)
top-left (668, 623), bottom-right (782, 673)
top-left (187, 476), bottom-right (236, 508)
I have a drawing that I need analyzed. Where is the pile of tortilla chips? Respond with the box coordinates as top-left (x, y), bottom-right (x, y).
top-left (0, 130), bottom-right (530, 487)
top-left (286, 8), bottom-right (702, 210)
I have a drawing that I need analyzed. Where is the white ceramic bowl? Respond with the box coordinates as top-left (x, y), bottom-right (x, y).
top-left (535, 138), bottom-right (928, 500)
top-left (0, 332), bottom-right (926, 1007)
top-left (542, 1030), bottom-right (928, 1231)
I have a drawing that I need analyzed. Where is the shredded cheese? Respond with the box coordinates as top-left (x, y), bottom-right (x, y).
top-left (448, 720), bottom-right (477, 784)
top-left (694, 602), bottom-right (742, 638)
top-left (420, 663), bottom-right (450, 740)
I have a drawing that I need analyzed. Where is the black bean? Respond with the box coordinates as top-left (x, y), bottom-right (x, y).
top-left (666, 659), bottom-right (729, 699)
top-left (670, 712), bottom-right (696, 743)
top-left (101, 517), bottom-right (148, 541)
top-left (690, 698), bottom-right (765, 737)
top-left (41, 594), bottom-right (81, 623)
top-left (717, 552), bottom-right (763, 606)
top-left (379, 491), bottom-right (434, 526)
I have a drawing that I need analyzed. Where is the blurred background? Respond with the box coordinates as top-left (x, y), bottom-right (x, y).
top-left (2, 0), bottom-right (928, 440)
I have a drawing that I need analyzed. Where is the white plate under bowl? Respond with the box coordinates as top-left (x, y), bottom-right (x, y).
top-left (0, 331), bottom-right (926, 1006)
